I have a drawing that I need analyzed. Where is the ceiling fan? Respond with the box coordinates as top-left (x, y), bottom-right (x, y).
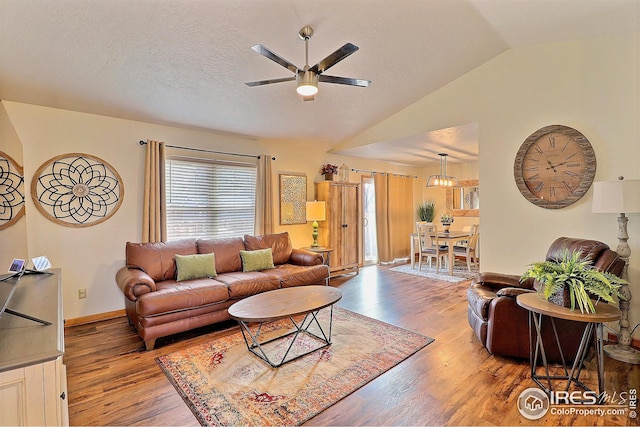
top-left (245, 26), bottom-right (371, 101)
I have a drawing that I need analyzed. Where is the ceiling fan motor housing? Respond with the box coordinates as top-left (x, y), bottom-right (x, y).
top-left (296, 70), bottom-right (318, 96)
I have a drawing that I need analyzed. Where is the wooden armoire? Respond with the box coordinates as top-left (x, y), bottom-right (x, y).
top-left (315, 181), bottom-right (360, 276)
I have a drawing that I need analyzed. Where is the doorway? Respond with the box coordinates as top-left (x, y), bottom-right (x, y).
top-left (362, 176), bottom-right (378, 266)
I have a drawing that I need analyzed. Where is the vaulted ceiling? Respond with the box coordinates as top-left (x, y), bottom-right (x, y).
top-left (1, 0), bottom-right (637, 166)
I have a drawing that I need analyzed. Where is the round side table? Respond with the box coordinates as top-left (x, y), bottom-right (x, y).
top-left (303, 246), bottom-right (334, 281)
top-left (517, 292), bottom-right (621, 395)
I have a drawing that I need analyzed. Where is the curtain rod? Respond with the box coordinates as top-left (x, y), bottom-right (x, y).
top-left (350, 167), bottom-right (417, 179)
top-left (138, 140), bottom-right (275, 160)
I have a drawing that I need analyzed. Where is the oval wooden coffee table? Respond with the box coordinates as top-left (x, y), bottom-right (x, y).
top-left (228, 285), bottom-right (342, 367)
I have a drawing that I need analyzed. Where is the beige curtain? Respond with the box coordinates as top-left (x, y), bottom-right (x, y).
top-left (255, 154), bottom-right (274, 235)
top-left (375, 173), bottom-right (413, 263)
top-left (142, 140), bottom-right (167, 243)
top-left (374, 173), bottom-right (391, 262)
top-left (388, 174), bottom-right (413, 259)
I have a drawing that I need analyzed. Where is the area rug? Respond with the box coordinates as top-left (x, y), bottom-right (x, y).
top-left (157, 307), bottom-right (433, 426)
top-left (389, 262), bottom-right (479, 283)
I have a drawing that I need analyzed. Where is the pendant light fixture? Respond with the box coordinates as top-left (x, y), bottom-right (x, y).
top-left (426, 153), bottom-right (459, 187)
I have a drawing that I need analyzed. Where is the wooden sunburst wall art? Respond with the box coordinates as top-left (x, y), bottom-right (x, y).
top-left (31, 153), bottom-right (124, 227)
top-left (0, 151), bottom-right (25, 230)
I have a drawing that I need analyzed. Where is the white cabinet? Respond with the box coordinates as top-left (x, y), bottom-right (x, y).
top-left (0, 270), bottom-right (68, 426)
top-left (0, 358), bottom-right (68, 426)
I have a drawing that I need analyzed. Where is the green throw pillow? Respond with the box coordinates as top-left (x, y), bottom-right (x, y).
top-left (175, 253), bottom-right (217, 281)
top-left (240, 248), bottom-right (275, 272)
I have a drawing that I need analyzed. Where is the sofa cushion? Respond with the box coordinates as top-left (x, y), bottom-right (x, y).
top-left (126, 239), bottom-right (198, 282)
top-left (240, 248), bottom-right (275, 272)
top-left (214, 272), bottom-right (280, 299)
top-left (244, 232), bottom-right (293, 265)
top-left (136, 278), bottom-right (229, 317)
top-left (197, 237), bottom-right (245, 274)
top-left (262, 264), bottom-right (329, 287)
top-left (175, 253), bottom-right (216, 281)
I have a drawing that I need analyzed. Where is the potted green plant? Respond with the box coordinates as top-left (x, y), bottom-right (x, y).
top-left (417, 200), bottom-right (436, 222)
top-left (520, 249), bottom-right (627, 314)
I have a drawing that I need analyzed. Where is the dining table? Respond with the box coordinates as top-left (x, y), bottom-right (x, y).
top-left (410, 230), bottom-right (471, 276)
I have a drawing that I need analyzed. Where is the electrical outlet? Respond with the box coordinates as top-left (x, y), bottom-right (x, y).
top-left (78, 289), bottom-right (87, 299)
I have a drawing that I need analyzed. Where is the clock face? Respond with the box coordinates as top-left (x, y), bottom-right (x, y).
top-left (514, 125), bottom-right (596, 209)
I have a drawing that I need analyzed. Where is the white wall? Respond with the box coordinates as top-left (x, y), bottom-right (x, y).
top-left (0, 103), bottom-right (28, 264)
top-left (0, 102), bottom-right (420, 320)
top-left (344, 33), bottom-right (640, 339)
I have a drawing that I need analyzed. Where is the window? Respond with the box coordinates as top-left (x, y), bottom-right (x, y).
top-left (165, 157), bottom-right (257, 241)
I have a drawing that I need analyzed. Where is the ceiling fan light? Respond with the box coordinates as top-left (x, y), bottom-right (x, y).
top-left (296, 70), bottom-right (318, 96)
top-left (297, 83), bottom-right (318, 96)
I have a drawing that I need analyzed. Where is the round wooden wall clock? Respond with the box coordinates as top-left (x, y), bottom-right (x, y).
top-left (514, 125), bottom-right (596, 209)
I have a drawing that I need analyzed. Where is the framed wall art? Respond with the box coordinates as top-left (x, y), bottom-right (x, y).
top-left (0, 151), bottom-right (25, 230)
top-left (31, 153), bottom-right (124, 227)
top-left (279, 173), bottom-right (307, 225)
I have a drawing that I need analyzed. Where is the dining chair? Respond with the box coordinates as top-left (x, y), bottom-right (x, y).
top-left (453, 224), bottom-right (479, 271)
top-left (455, 225), bottom-right (472, 246)
top-left (416, 222), bottom-right (447, 272)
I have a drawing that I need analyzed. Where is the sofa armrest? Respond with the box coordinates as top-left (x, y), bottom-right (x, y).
top-left (495, 287), bottom-right (535, 298)
top-left (289, 248), bottom-right (324, 266)
top-left (116, 267), bottom-right (157, 301)
top-left (471, 272), bottom-right (535, 291)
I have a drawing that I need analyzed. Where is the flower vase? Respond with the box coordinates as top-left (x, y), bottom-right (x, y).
top-left (442, 223), bottom-right (451, 233)
top-left (548, 287), bottom-right (572, 309)
top-left (324, 173), bottom-right (334, 181)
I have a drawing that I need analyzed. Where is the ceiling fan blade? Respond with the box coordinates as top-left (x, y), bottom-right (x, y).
top-left (319, 75), bottom-right (371, 87)
top-left (245, 76), bottom-right (296, 87)
top-left (309, 43), bottom-right (359, 74)
top-left (251, 44), bottom-right (300, 74)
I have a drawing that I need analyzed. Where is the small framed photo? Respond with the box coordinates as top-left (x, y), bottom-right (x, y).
top-left (9, 258), bottom-right (25, 273)
top-left (31, 256), bottom-right (52, 271)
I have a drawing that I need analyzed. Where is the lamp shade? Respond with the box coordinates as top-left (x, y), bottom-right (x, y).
top-left (592, 179), bottom-right (640, 214)
top-left (306, 201), bottom-right (326, 221)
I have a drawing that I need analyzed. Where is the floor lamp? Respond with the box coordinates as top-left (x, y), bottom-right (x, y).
top-left (592, 177), bottom-right (640, 364)
top-left (306, 201), bottom-right (326, 247)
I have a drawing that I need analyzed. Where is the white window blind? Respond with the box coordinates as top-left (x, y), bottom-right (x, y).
top-left (165, 157), bottom-right (257, 241)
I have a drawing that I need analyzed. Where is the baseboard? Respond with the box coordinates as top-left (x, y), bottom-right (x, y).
top-left (607, 332), bottom-right (640, 350)
top-left (64, 309), bottom-right (126, 327)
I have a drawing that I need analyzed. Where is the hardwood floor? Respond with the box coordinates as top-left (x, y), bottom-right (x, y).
top-left (64, 265), bottom-right (638, 426)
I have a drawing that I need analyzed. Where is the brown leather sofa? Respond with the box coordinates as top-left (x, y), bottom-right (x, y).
top-left (467, 237), bottom-right (624, 361)
top-left (116, 232), bottom-right (329, 350)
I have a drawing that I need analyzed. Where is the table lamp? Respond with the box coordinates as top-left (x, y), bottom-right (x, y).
top-left (592, 176), bottom-right (640, 364)
top-left (306, 201), bottom-right (326, 247)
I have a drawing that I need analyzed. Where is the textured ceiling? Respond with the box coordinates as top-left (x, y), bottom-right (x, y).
top-left (0, 0), bottom-right (638, 166)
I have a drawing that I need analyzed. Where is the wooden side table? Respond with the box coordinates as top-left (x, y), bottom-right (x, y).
top-left (517, 292), bottom-right (621, 396)
top-left (303, 246), bottom-right (334, 280)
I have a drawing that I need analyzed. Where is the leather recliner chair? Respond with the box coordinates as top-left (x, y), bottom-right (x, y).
top-left (467, 237), bottom-right (624, 361)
